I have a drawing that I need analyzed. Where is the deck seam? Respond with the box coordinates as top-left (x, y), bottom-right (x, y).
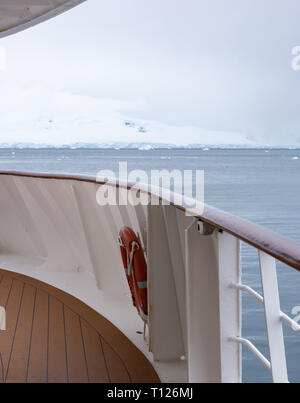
top-left (62, 304), bottom-right (69, 383)
top-left (4, 281), bottom-right (25, 382)
top-left (4, 278), bottom-right (14, 309)
top-left (50, 294), bottom-right (133, 382)
top-left (25, 287), bottom-right (37, 383)
top-left (0, 272), bottom-right (6, 383)
top-left (46, 293), bottom-right (50, 383)
top-left (98, 333), bottom-right (111, 383)
top-left (101, 337), bottom-right (132, 383)
top-left (79, 316), bottom-right (90, 383)
top-left (0, 353), bottom-right (4, 383)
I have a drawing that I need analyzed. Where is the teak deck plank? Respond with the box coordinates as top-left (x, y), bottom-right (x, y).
top-left (80, 318), bottom-right (110, 383)
top-left (0, 279), bottom-right (23, 380)
top-left (5, 284), bottom-right (36, 383)
top-left (0, 269), bottom-right (159, 383)
top-left (27, 289), bottom-right (48, 383)
top-left (64, 306), bottom-right (89, 383)
top-left (47, 296), bottom-right (68, 383)
top-left (101, 338), bottom-right (131, 383)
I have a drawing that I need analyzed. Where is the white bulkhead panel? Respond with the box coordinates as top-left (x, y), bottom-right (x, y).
top-left (0, 0), bottom-right (86, 38)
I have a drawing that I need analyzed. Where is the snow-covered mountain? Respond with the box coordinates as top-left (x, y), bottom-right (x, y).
top-left (0, 87), bottom-right (299, 149)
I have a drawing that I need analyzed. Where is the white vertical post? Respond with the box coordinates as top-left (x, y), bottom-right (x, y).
top-left (147, 206), bottom-right (185, 361)
top-left (218, 231), bottom-right (242, 383)
top-left (163, 205), bottom-right (187, 352)
top-left (185, 220), bottom-right (221, 383)
top-left (259, 251), bottom-right (288, 383)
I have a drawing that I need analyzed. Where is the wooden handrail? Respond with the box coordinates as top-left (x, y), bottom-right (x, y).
top-left (0, 170), bottom-right (299, 271)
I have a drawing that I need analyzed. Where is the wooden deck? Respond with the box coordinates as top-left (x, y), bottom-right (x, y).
top-left (0, 269), bottom-right (160, 383)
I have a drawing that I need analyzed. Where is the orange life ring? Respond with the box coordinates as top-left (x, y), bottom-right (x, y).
top-left (119, 227), bottom-right (148, 322)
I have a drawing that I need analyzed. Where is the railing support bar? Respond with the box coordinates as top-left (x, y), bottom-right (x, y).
top-left (230, 337), bottom-right (271, 371)
top-left (231, 283), bottom-right (264, 305)
top-left (259, 251), bottom-right (288, 383)
top-left (232, 283), bottom-right (300, 335)
top-left (185, 220), bottom-right (222, 382)
top-left (280, 313), bottom-right (300, 334)
top-left (218, 233), bottom-right (241, 383)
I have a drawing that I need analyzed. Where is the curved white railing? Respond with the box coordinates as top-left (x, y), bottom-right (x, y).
top-left (0, 170), bottom-right (299, 383)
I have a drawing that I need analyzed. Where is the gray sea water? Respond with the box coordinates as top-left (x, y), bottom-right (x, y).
top-left (0, 148), bottom-right (299, 383)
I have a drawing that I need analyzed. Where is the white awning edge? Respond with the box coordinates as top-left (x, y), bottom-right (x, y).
top-left (0, 0), bottom-right (86, 39)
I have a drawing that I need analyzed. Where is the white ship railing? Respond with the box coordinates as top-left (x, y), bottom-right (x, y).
top-left (0, 171), bottom-right (299, 383)
top-left (184, 207), bottom-right (300, 383)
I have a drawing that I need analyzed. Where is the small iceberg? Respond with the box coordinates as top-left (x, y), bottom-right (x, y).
top-left (124, 121), bottom-right (136, 128)
top-left (139, 144), bottom-right (153, 151)
top-left (138, 126), bottom-right (147, 133)
top-left (292, 156), bottom-right (299, 160)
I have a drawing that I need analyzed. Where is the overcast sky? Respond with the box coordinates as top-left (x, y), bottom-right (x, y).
top-left (0, 0), bottom-right (300, 146)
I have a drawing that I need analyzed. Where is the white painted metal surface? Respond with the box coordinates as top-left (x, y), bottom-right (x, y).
top-left (231, 279), bottom-right (300, 382)
top-left (147, 205), bottom-right (185, 361)
top-left (185, 224), bottom-right (242, 383)
top-left (280, 312), bottom-right (300, 334)
top-left (0, 0), bottom-right (86, 38)
top-left (185, 220), bottom-right (221, 383)
top-left (259, 251), bottom-right (288, 383)
top-left (0, 0), bottom-right (299, 386)
top-left (230, 337), bottom-right (271, 371)
top-left (162, 205), bottom-right (188, 352)
top-left (0, 172), bottom-right (299, 383)
top-left (218, 231), bottom-right (241, 383)
top-left (231, 283), bottom-right (264, 304)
